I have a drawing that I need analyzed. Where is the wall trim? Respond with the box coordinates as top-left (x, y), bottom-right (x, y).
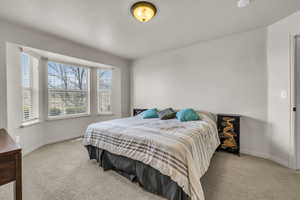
top-left (240, 148), bottom-right (270, 159)
top-left (23, 144), bottom-right (291, 168)
top-left (22, 136), bottom-right (82, 156)
top-left (241, 148), bottom-right (289, 167)
top-left (269, 155), bottom-right (289, 167)
top-left (289, 33), bottom-right (300, 170)
top-left (23, 143), bottom-right (44, 156)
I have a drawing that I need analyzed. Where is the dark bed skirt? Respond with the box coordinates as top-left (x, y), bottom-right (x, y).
top-left (86, 145), bottom-right (190, 200)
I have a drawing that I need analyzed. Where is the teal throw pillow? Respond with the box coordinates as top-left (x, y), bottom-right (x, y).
top-left (143, 108), bottom-right (159, 119)
top-left (176, 109), bottom-right (200, 122)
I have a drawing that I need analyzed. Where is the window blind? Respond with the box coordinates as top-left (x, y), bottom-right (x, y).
top-left (97, 69), bottom-right (112, 113)
top-left (21, 52), bottom-right (39, 121)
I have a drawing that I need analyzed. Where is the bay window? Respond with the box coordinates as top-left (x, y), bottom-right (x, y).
top-left (20, 47), bottom-right (115, 122)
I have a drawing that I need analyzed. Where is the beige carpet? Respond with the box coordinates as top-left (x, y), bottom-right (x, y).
top-left (1, 139), bottom-right (300, 200)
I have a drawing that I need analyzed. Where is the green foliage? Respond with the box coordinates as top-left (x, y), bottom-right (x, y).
top-left (66, 107), bottom-right (86, 115)
top-left (23, 106), bottom-right (30, 120)
top-left (23, 106), bottom-right (29, 113)
top-left (49, 107), bottom-right (61, 116)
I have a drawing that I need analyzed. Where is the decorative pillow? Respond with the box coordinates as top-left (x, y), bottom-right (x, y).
top-left (176, 109), bottom-right (200, 122)
top-left (158, 108), bottom-right (176, 120)
top-left (142, 108), bottom-right (159, 119)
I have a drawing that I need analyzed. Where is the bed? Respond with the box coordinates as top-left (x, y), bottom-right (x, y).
top-left (83, 110), bottom-right (220, 200)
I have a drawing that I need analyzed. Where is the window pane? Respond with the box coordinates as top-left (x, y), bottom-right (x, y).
top-left (21, 53), bottom-right (31, 88)
top-left (98, 69), bottom-right (112, 90)
top-left (23, 89), bottom-right (33, 120)
top-left (47, 61), bottom-right (89, 117)
top-left (21, 52), bottom-right (38, 121)
top-left (98, 90), bottom-right (111, 113)
top-left (48, 61), bottom-right (88, 90)
top-left (48, 91), bottom-right (88, 117)
top-left (97, 69), bottom-right (112, 113)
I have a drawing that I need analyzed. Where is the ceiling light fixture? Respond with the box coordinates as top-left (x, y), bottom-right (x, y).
top-left (131, 1), bottom-right (157, 22)
top-left (237, 0), bottom-right (251, 8)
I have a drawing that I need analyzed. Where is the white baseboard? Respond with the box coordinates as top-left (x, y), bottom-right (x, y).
top-left (269, 155), bottom-right (289, 167)
top-left (22, 136), bottom-right (81, 156)
top-left (22, 139), bottom-right (293, 169)
top-left (240, 148), bottom-right (270, 159)
top-left (22, 143), bottom-right (44, 156)
top-left (241, 148), bottom-right (289, 167)
top-left (45, 136), bottom-right (82, 147)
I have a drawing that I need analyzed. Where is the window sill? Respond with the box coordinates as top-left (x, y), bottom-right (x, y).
top-left (47, 113), bottom-right (91, 121)
top-left (20, 119), bottom-right (41, 128)
top-left (98, 112), bottom-right (114, 116)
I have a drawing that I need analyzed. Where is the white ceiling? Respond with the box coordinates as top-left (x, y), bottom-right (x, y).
top-left (0, 0), bottom-right (300, 59)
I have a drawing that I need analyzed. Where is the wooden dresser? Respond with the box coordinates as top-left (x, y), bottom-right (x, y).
top-left (0, 129), bottom-right (22, 200)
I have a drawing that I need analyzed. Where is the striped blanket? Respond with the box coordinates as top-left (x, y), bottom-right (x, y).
top-left (83, 114), bottom-right (220, 200)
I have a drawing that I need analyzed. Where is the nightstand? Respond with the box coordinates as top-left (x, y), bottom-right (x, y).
top-left (217, 114), bottom-right (241, 156)
top-left (133, 109), bottom-right (147, 116)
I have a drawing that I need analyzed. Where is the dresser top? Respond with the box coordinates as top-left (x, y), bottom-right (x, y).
top-left (217, 113), bottom-right (242, 117)
top-left (0, 129), bottom-right (21, 156)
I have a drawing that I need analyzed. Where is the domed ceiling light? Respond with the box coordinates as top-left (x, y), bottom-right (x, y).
top-left (131, 1), bottom-right (157, 22)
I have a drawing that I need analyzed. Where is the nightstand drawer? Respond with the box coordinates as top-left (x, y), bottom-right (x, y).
top-left (0, 156), bottom-right (16, 185)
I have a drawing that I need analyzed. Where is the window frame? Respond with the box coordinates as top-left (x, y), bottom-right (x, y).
top-left (46, 60), bottom-right (91, 120)
top-left (97, 68), bottom-right (113, 115)
top-left (21, 52), bottom-right (39, 123)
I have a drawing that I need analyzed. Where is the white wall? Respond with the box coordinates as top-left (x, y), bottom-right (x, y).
top-left (131, 28), bottom-right (269, 158)
top-left (0, 20), bottom-right (130, 155)
top-left (267, 10), bottom-right (300, 168)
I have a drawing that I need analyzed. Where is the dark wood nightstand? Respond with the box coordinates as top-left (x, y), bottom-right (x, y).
top-left (217, 114), bottom-right (241, 156)
top-left (133, 108), bottom-right (147, 116)
top-left (0, 129), bottom-right (22, 200)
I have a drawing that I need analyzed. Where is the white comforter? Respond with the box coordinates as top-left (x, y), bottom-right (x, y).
top-left (83, 114), bottom-right (220, 200)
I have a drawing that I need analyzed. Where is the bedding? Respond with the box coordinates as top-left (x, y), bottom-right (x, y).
top-left (83, 114), bottom-right (220, 200)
